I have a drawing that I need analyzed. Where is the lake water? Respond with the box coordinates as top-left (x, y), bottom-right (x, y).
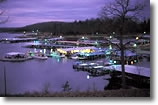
top-left (0, 33), bottom-right (109, 95)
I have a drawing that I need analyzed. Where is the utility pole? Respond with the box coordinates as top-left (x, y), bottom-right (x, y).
top-left (4, 65), bottom-right (7, 96)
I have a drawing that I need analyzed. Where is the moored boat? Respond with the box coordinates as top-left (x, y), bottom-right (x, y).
top-left (0, 52), bottom-right (32, 62)
top-left (27, 51), bottom-right (48, 60)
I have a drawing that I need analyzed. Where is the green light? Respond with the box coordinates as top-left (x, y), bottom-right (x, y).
top-left (110, 60), bottom-right (113, 63)
top-left (30, 53), bottom-right (34, 56)
top-left (106, 51), bottom-right (110, 55)
top-left (134, 60), bottom-right (137, 62)
top-left (110, 36), bottom-right (112, 39)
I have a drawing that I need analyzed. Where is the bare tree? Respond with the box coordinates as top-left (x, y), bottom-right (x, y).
top-left (99, 0), bottom-right (145, 88)
top-left (0, 0), bottom-right (8, 24)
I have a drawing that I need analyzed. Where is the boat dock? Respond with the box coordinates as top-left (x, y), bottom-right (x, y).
top-left (0, 38), bottom-right (37, 43)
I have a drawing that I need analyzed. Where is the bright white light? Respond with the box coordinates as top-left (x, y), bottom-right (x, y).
top-left (133, 43), bottom-right (137, 47)
top-left (51, 49), bottom-right (53, 53)
top-left (44, 49), bottom-right (46, 54)
top-left (87, 75), bottom-right (90, 79)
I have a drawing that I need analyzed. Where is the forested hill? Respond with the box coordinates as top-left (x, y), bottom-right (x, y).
top-left (0, 18), bottom-right (150, 35)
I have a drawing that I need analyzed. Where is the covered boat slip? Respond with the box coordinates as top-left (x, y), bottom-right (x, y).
top-left (56, 41), bottom-right (97, 46)
top-left (24, 42), bottom-right (74, 49)
top-left (57, 46), bottom-right (97, 54)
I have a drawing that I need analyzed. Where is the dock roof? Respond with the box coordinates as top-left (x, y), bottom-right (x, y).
top-left (58, 46), bottom-right (97, 52)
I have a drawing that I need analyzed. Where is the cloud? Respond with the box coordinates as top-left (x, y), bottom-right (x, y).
top-left (0, 0), bottom-right (150, 27)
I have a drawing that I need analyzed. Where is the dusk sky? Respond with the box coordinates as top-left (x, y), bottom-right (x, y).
top-left (0, 0), bottom-right (150, 27)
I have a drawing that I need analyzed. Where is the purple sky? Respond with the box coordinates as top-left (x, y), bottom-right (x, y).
top-left (0, 0), bottom-right (150, 27)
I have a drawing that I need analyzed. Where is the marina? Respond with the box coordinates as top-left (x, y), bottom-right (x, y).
top-left (0, 33), bottom-right (150, 95)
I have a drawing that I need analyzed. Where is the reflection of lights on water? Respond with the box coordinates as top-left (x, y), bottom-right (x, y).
top-left (87, 75), bottom-right (90, 79)
top-left (62, 57), bottom-right (67, 63)
top-left (57, 58), bottom-right (60, 62)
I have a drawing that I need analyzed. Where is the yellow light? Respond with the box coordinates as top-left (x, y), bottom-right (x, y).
top-left (131, 61), bottom-right (134, 65)
top-left (136, 37), bottom-right (139, 40)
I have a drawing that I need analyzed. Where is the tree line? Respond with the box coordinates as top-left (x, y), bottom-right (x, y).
top-left (0, 17), bottom-right (150, 35)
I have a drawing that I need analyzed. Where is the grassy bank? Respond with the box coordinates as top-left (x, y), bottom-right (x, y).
top-left (1, 89), bottom-right (150, 97)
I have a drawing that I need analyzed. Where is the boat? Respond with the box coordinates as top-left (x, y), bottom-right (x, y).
top-left (27, 51), bottom-right (48, 60)
top-left (0, 52), bottom-right (32, 62)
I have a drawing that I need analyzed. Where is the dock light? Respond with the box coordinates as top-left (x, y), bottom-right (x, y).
top-left (110, 60), bottom-right (113, 63)
top-left (60, 36), bottom-right (62, 38)
top-left (96, 32), bottom-right (98, 35)
top-left (110, 36), bottom-right (112, 39)
top-left (82, 36), bottom-right (85, 39)
top-left (106, 51), bottom-right (110, 55)
top-left (113, 32), bottom-right (115, 35)
top-left (6, 38), bottom-right (8, 40)
top-left (24, 31), bottom-right (26, 34)
top-left (40, 50), bottom-right (42, 53)
top-left (44, 49), bottom-right (46, 54)
top-left (144, 32), bottom-right (146, 34)
top-left (136, 37), bottom-right (139, 40)
top-left (114, 61), bottom-right (117, 64)
top-left (133, 43), bottom-right (137, 47)
top-left (87, 75), bottom-right (90, 79)
top-left (32, 31), bottom-right (34, 33)
top-left (51, 49), bottom-right (53, 53)
top-left (131, 61), bottom-right (134, 65)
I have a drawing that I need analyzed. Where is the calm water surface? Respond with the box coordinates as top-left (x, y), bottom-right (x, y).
top-left (0, 33), bottom-right (109, 94)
